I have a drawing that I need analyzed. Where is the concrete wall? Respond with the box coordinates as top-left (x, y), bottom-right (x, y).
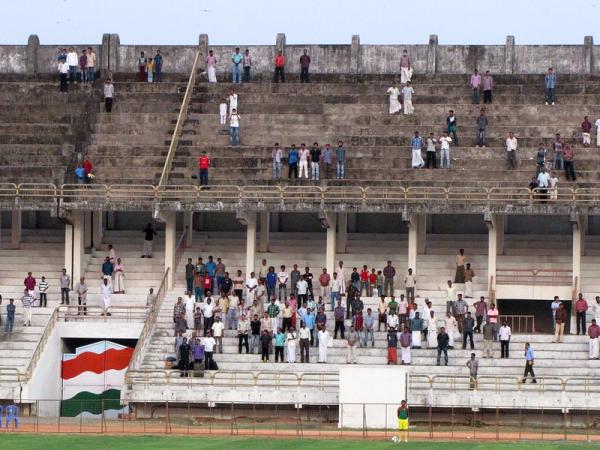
top-left (0, 34), bottom-right (596, 75)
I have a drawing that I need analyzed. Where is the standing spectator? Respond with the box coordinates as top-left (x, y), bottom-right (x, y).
top-left (299, 49), bottom-right (311, 83)
top-left (101, 278), bottom-right (112, 316)
top-left (231, 47), bottom-right (243, 84)
top-left (554, 302), bottom-right (567, 342)
top-left (322, 144), bottom-right (334, 178)
top-left (536, 143), bottom-right (547, 177)
top-left (552, 133), bottom-right (564, 170)
top-left (203, 331), bottom-right (216, 369)
top-left (464, 263), bottom-right (475, 298)
top-left (242, 49), bottom-right (252, 82)
top-left (310, 142), bottom-right (321, 180)
top-left (482, 70), bottom-right (493, 104)
top-left (237, 314), bottom-right (250, 353)
top-left (544, 67), bottom-right (556, 105)
top-left (60, 268), bottom-right (70, 305)
top-left (593, 296), bottom-right (600, 325)
top-left (466, 353), bottom-right (479, 390)
top-left (595, 116), bottom-right (600, 147)
top-left (219, 98), bottom-right (228, 125)
top-left (24, 272), bottom-right (36, 295)
top-left (563, 143), bottom-right (576, 181)
top-left (482, 318), bottom-right (494, 358)
top-left (359, 266), bottom-right (369, 296)
top-left (104, 79), bottom-right (114, 113)
top-left (410, 131), bottom-right (424, 168)
top-left (317, 325), bottom-right (330, 363)
top-left (266, 267), bottom-right (277, 301)
top-left (505, 132), bottom-right (518, 170)
top-left (487, 303), bottom-right (499, 340)
top-left (410, 313), bottom-right (423, 348)
top-left (446, 110), bottom-right (458, 146)
top-left (401, 81), bottom-right (415, 115)
top-left (113, 258), bottom-right (125, 294)
top-left (185, 258), bottom-right (195, 293)
top-left (66, 47), bottom-right (78, 84)
top-left (154, 49), bottom-right (163, 82)
top-left (363, 308), bottom-right (375, 347)
top-left (206, 50), bottom-right (217, 83)
top-left (141, 223), bottom-right (156, 258)
top-left (473, 296), bottom-right (487, 333)
top-left (436, 327), bottom-right (450, 366)
top-left (250, 314), bottom-right (261, 354)
top-left (575, 293), bottom-right (589, 335)
top-left (336, 141), bottom-right (346, 179)
top-left (299, 321), bottom-right (310, 362)
top-left (38, 276), bottom-right (48, 307)
top-left (229, 108), bottom-right (240, 146)
top-left (146, 58), bottom-right (154, 82)
top-left (272, 143), bottom-right (283, 180)
top-left (399, 49), bottom-right (412, 83)
top-left (86, 47), bottom-right (96, 83)
top-left (425, 132), bottom-right (437, 169)
top-left (499, 320), bottom-right (511, 358)
top-left (475, 109), bottom-right (488, 148)
top-left (387, 84), bottom-right (401, 115)
top-left (288, 144), bottom-right (299, 179)
top-left (462, 312), bottom-right (475, 350)
top-left (78, 49), bottom-right (87, 83)
top-left (454, 248), bottom-right (466, 283)
top-left (274, 51), bottom-right (285, 83)
top-left (298, 144), bottom-right (310, 179)
top-left (453, 294), bottom-right (468, 332)
top-left (346, 325), bottom-right (359, 363)
top-left (399, 325), bottom-right (412, 365)
top-left (76, 277), bottom-right (88, 315)
top-left (211, 316), bottom-right (224, 353)
top-left (334, 300), bottom-right (345, 339)
top-left (277, 265), bottom-right (288, 301)
top-left (331, 272), bottom-right (342, 311)
top-left (443, 312), bottom-right (458, 349)
top-left (470, 69), bottom-right (481, 104)
top-left (444, 280), bottom-right (456, 314)
top-left (522, 343), bottom-right (537, 383)
top-left (589, 319), bottom-right (600, 360)
top-left (319, 268), bottom-right (331, 301)
top-left (21, 289), bottom-right (33, 327)
top-left (137, 51), bottom-right (147, 82)
top-left (439, 132), bottom-right (452, 169)
top-left (5, 299), bottom-right (15, 333)
top-left (383, 261), bottom-right (396, 297)
top-left (404, 269), bottom-right (415, 302)
top-left (198, 151), bottom-right (210, 186)
top-left (58, 57), bottom-right (69, 93)
top-left (387, 327), bottom-right (398, 365)
top-left (286, 327), bottom-right (297, 363)
top-left (582, 116), bottom-right (592, 147)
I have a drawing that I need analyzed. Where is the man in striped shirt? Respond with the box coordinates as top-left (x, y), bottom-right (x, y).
top-left (21, 289), bottom-right (34, 326)
top-left (38, 276), bottom-right (49, 307)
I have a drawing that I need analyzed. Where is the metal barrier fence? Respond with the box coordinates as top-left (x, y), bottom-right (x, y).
top-left (57, 305), bottom-right (149, 322)
top-left (498, 315), bottom-right (536, 333)
top-left (496, 269), bottom-right (573, 286)
top-left (3, 399), bottom-right (600, 442)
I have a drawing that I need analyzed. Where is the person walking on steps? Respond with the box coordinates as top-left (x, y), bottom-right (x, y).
top-left (522, 342), bottom-right (537, 383)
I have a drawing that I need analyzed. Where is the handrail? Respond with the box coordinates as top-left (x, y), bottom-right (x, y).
top-left (126, 267), bottom-right (170, 372)
top-left (22, 307), bottom-right (60, 383)
top-left (175, 226), bottom-right (188, 270)
top-left (498, 314), bottom-right (536, 333)
top-left (496, 268), bottom-right (572, 286)
top-left (158, 48), bottom-right (202, 187)
top-left (57, 305), bottom-right (149, 322)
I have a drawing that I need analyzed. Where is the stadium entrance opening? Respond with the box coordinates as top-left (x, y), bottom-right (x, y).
top-left (497, 299), bottom-right (572, 334)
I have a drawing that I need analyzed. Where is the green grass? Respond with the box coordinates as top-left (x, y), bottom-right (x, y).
top-left (0, 435), bottom-right (596, 450)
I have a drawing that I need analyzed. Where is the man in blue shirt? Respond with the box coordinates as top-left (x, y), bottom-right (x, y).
top-left (288, 145), bottom-right (299, 179)
top-left (304, 308), bottom-right (316, 345)
top-left (205, 256), bottom-right (217, 294)
top-left (544, 67), bottom-right (556, 106)
top-left (410, 131), bottom-right (424, 168)
top-left (335, 141), bottom-right (346, 179)
top-left (75, 165), bottom-right (86, 184)
top-left (232, 47), bottom-right (243, 84)
top-left (522, 342), bottom-right (537, 383)
top-left (266, 267), bottom-right (278, 301)
top-left (5, 298), bottom-right (16, 333)
top-left (154, 50), bottom-right (163, 82)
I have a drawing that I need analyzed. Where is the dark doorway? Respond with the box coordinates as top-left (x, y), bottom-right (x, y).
top-left (498, 299), bottom-right (571, 334)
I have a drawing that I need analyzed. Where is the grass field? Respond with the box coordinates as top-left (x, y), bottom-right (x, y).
top-left (0, 435), bottom-right (597, 450)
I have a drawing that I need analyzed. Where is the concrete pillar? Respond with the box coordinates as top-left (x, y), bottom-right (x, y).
top-left (11, 210), bottom-right (21, 249)
top-left (259, 212), bottom-right (270, 253)
top-left (407, 215), bottom-right (420, 272)
top-left (275, 33), bottom-right (286, 56)
top-left (325, 213), bottom-right (337, 276)
top-left (417, 213), bottom-right (427, 255)
top-left (101, 33), bottom-right (110, 73)
top-left (26, 34), bottom-right (39, 75)
top-left (109, 33), bottom-right (120, 74)
top-left (347, 213), bottom-right (357, 233)
top-left (505, 36), bottom-right (515, 74)
top-left (199, 34), bottom-right (209, 67)
top-left (84, 212), bottom-right (93, 249)
top-left (184, 211), bottom-right (193, 248)
top-left (572, 215), bottom-right (584, 297)
top-left (427, 34), bottom-right (438, 74)
top-left (336, 213), bottom-right (348, 254)
top-left (486, 214), bottom-right (504, 297)
top-left (245, 213), bottom-right (257, 277)
top-left (92, 211), bottom-right (104, 250)
top-left (64, 212), bottom-right (85, 288)
top-left (164, 211), bottom-right (177, 289)
top-left (583, 36), bottom-right (593, 75)
top-left (350, 35), bottom-right (360, 74)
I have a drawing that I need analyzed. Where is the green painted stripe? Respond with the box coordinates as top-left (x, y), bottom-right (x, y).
top-left (60, 389), bottom-right (122, 417)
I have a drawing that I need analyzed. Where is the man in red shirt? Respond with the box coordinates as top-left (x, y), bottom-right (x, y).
top-left (582, 116), bottom-right (592, 147)
top-left (360, 265), bottom-right (370, 296)
top-left (318, 268), bottom-right (331, 301)
top-left (83, 156), bottom-right (93, 183)
top-left (274, 51), bottom-right (285, 83)
top-left (575, 293), bottom-right (589, 335)
top-left (24, 272), bottom-right (36, 293)
top-left (198, 151), bottom-right (210, 186)
top-left (589, 319), bottom-right (600, 359)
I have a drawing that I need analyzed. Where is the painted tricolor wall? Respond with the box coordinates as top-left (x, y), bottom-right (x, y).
top-left (61, 340), bottom-right (133, 418)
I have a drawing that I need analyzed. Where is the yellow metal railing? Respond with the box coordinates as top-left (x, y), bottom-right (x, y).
top-left (22, 307), bottom-right (60, 383)
top-left (158, 48), bottom-right (202, 187)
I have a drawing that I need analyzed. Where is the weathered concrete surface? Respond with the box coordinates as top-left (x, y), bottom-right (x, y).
top-left (0, 45), bottom-right (27, 73)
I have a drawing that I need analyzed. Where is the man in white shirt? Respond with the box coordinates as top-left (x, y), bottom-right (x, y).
top-left (202, 298), bottom-right (215, 336)
top-left (330, 272), bottom-right (342, 312)
top-left (439, 132), bottom-right (452, 169)
top-left (228, 89), bottom-right (238, 114)
top-left (211, 316), bottom-right (225, 353)
top-left (404, 269), bottom-right (416, 302)
top-left (401, 82), bottom-right (415, 115)
top-left (536, 166), bottom-right (550, 201)
top-left (387, 311), bottom-right (399, 330)
top-left (66, 47), bottom-right (79, 84)
top-left (505, 132), bottom-right (518, 170)
top-left (499, 321), bottom-right (512, 358)
top-left (58, 59), bottom-right (69, 93)
top-left (229, 109), bottom-right (240, 146)
top-left (272, 144), bottom-right (283, 180)
top-left (444, 280), bottom-right (456, 315)
top-left (245, 272), bottom-right (258, 305)
top-left (298, 144), bottom-right (310, 179)
top-left (277, 265), bottom-right (288, 301)
top-left (203, 331), bottom-right (217, 370)
top-left (296, 276), bottom-right (309, 304)
top-left (101, 278), bottom-right (113, 316)
top-left (550, 296), bottom-right (561, 333)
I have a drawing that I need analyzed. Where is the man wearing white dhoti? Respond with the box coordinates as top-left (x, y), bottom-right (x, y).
top-left (399, 49), bottom-right (412, 84)
top-left (286, 328), bottom-right (297, 363)
top-left (402, 82), bottom-right (415, 115)
top-left (337, 261), bottom-right (346, 295)
top-left (386, 85), bottom-right (401, 115)
top-left (206, 50), bottom-right (217, 83)
top-left (399, 326), bottom-right (412, 365)
top-left (427, 311), bottom-right (438, 349)
top-left (113, 258), bottom-right (125, 294)
top-left (101, 278), bottom-right (113, 316)
top-left (443, 311), bottom-right (458, 349)
top-left (589, 319), bottom-right (600, 359)
top-left (185, 292), bottom-right (195, 329)
top-left (318, 327), bottom-right (330, 363)
top-left (410, 313), bottom-right (423, 348)
top-left (410, 132), bottom-right (425, 168)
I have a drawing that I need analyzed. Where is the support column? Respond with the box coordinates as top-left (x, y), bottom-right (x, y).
top-left (11, 210), bottom-right (21, 249)
top-left (64, 212), bottom-right (85, 288)
top-left (275, 33), bottom-right (286, 56)
top-left (350, 35), bottom-right (360, 74)
top-left (92, 211), bottom-right (104, 250)
top-left (572, 215), bottom-right (584, 297)
top-left (84, 211), bottom-right (93, 249)
top-left (583, 36), bottom-right (593, 75)
top-left (407, 215), bottom-right (420, 273)
top-left (336, 213), bottom-right (347, 254)
top-left (199, 34), bottom-right (209, 67)
top-left (245, 213), bottom-right (257, 276)
top-left (259, 212), bottom-right (269, 253)
top-left (325, 212), bottom-right (337, 276)
top-left (417, 213), bottom-right (427, 255)
top-left (486, 214), bottom-right (504, 300)
top-left (505, 36), bottom-right (515, 74)
top-left (347, 213), bottom-right (357, 233)
top-left (164, 211), bottom-right (176, 289)
top-left (184, 211), bottom-right (193, 248)
top-left (427, 34), bottom-right (438, 74)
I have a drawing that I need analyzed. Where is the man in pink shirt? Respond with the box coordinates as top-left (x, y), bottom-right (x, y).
top-left (319, 268), bottom-right (331, 301)
top-left (589, 319), bottom-right (600, 359)
top-left (470, 69), bottom-right (481, 104)
top-left (482, 70), bottom-right (493, 104)
top-left (24, 272), bottom-right (36, 294)
top-left (399, 49), bottom-right (412, 84)
top-left (575, 293), bottom-right (589, 335)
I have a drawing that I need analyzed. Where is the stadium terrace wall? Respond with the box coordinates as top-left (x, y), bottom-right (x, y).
top-left (0, 33), bottom-right (596, 75)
